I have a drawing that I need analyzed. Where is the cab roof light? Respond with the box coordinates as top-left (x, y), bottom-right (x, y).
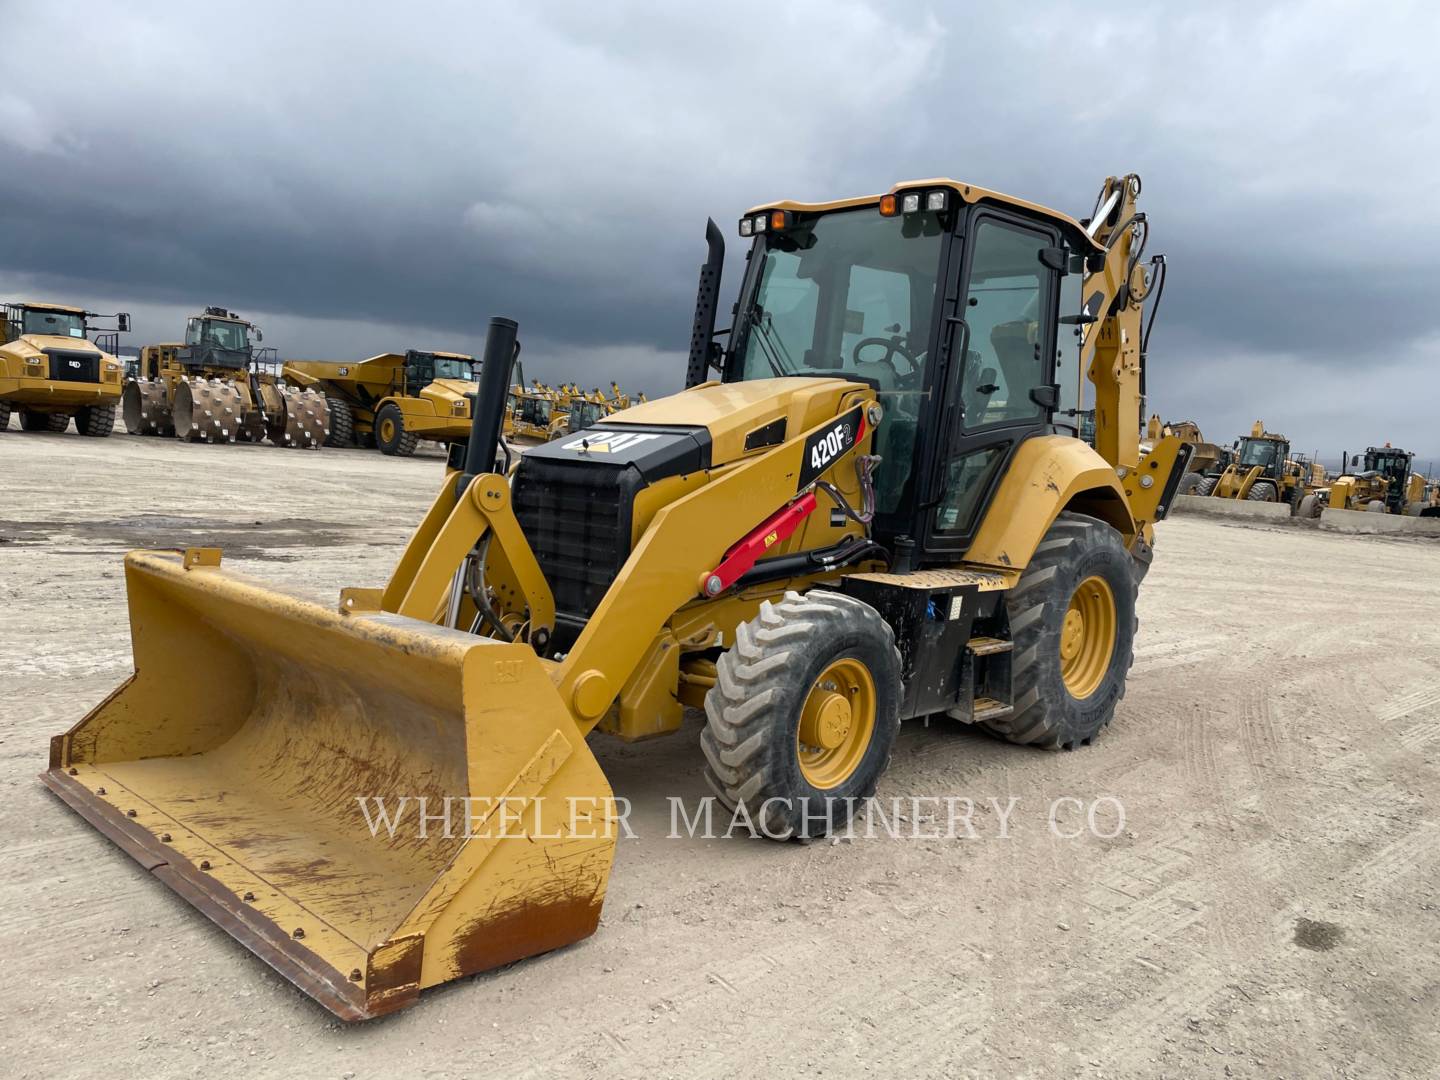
top-left (739, 217), bottom-right (754, 237)
top-left (769, 209), bottom-right (793, 231)
top-left (925, 189), bottom-right (949, 211)
top-left (878, 194), bottom-right (898, 217)
top-left (901, 192), bottom-right (921, 214)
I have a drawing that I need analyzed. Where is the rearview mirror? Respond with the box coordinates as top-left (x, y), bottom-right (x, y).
top-left (117, 313), bottom-right (131, 332)
top-left (254, 328), bottom-right (263, 342)
top-left (1351, 454), bottom-right (1360, 467)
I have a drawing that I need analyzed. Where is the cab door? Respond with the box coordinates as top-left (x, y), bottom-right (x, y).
top-left (921, 209), bottom-right (1063, 559)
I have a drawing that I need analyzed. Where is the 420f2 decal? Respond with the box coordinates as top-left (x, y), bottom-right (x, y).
top-left (797, 406), bottom-right (864, 490)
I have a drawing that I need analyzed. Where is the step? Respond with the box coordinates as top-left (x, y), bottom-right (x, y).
top-left (967, 636), bottom-right (1013, 656)
top-left (972, 697), bottom-right (1013, 723)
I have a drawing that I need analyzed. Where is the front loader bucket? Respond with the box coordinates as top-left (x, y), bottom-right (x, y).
top-left (43, 550), bottom-right (616, 1020)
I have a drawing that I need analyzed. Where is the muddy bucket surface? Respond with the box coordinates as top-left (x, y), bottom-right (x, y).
top-left (44, 550), bottom-right (616, 1019)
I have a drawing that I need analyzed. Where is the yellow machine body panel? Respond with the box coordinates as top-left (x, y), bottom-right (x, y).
top-left (284, 353), bottom-right (478, 444)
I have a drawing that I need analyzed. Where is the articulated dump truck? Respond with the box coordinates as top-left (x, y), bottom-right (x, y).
top-left (44, 174), bottom-right (1191, 1020)
top-left (283, 350), bottom-right (481, 455)
top-left (1, 301), bottom-right (129, 435)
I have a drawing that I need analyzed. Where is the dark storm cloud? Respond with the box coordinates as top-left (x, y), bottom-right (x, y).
top-left (4, 0), bottom-right (1439, 455)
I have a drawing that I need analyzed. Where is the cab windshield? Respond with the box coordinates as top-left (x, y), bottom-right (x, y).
top-left (434, 357), bottom-right (476, 380)
top-left (733, 207), bottom-right (944, 513)
top-left (22, 309), bottom-right (86, 338)
top-left (1238, 439), bottom-right (1278, 468)
top-left (190, 319), bottom-right (250, 351)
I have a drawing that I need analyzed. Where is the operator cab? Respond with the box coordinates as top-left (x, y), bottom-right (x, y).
top-left (5, 303), bottom-right (89, 343)
top-left (720, 181), bottom-right (1105, 561)
top-left (1235, 436), bottom-right (1287, 479)
top-left (567, 397), bottom-right (607, 433)
top-left (182, 307), bottom-right (257, 371)
top-left (403, 350), bottom-right (477, 393)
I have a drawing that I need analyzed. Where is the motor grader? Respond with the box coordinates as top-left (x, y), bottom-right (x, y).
top-left (122, 307), bottom-right (328, 447)
top-left (0, 301), bottom-right (129, 435)
top-left (1193, 421), bottom-right (1306, 508)
top-left (1301, 444), bottom-right (1428, 517)
top-left (44, 173), bottom-right (1190, 1021)
top-left (282, 350), bottom-right (480, 456)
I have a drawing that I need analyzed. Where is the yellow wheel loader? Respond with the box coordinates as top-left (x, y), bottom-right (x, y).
top-left (282, 350), bottom-right (480, 456)
top-left (122, 307), bottom-right (328, 448)
top-left (1, 301), bottom-right (129, 435)
top-left (1144, 416), bottom-right (1221, 493)
top-left (1303, 444), bottom-right (1429, 518)
top-left (1192, 420), bottom-right (1306, 510)
top-left (44, 174), bottom-right (1191, 1021)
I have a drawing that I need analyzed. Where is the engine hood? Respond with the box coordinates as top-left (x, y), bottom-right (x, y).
top-left (4, 333), bottom-right (106, 359)
top-left (587, 377), bottom-right (869, 468)
top-left (421, 378), bottom-right (476, 409)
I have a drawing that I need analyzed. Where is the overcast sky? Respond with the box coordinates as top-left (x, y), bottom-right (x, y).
top-left (4, 1), bottom-right (1438, 464)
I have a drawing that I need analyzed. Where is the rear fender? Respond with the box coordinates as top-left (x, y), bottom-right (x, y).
top-left (964, 435), bottom-right (1137, 572)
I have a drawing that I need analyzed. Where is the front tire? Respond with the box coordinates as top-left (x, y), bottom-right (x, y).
top-left (375, 403), bottom-right (418, 456)
top-left (701, 590), bottom-right (901, 839)
top-left (1247, 481), bottom-right (1277, 502)
top-left (985, 512), bottom-right (1137, 751)
top-left (1195, 475), bottom-right (1218, 497)
top-left (1176, 472), bottom-right (1203, 496)
top-left (0, 401), bottom-right (10, 430)
top-left (75, 403), bottom-right (117, 437)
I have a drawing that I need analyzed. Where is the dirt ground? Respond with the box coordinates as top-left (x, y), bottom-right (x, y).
top-left (2, 429), bottom-right (1437, 1080)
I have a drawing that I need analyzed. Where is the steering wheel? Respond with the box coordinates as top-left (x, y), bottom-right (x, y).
top-left (851, 334), bottom-right (922, 387)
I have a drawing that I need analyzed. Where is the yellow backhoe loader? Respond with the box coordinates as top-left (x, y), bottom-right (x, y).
top-left (44, 174), bottom-right (1190, 1021)
top-left (122, 307), bottom-right (328, 447)
top-left (282, 350), bottom-right (480, 455)
top-left (1, 301), bottom-right (129, 435)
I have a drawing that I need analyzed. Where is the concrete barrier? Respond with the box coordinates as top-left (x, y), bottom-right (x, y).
top-left (1319, 507), bottom-right (1440, 536)
top-left (1171, 494), bottom-right (1294, 521)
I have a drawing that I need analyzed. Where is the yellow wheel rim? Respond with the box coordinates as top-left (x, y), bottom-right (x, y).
top-left (1060, 575), bottom-right (1117, 699)
top-left (380, 417), bottom-right (396, 442)
top-left (796, 657), bottom-right (876, 789)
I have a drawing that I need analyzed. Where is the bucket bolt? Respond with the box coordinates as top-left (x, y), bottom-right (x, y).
top-left (160, 833), bottom-right (172, 843)
top-left (199, 860), bottom-right (211, 871)
top-left (293, 927), bottom-right (306, 939)
top-left (243, 891), bottom-right (255, 902)
top-left (126, 809), bottom-right (137, 818)
top-left (96, 787), bottom-right (106, 795)
top-left (349, 968), bottom-right (362, 982)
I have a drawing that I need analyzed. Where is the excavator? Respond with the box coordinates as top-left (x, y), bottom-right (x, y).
top-left (43, 173), bottom-right (1190, 1020)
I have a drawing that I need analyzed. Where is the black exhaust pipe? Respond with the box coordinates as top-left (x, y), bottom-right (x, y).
top-left (458, 316), bottom-right (519, 494)
top-left (684, 219), bottom-right (725, 388)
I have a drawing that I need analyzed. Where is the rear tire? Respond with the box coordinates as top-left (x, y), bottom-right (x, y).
top-left (1195, 475), bottom-right (1218, 497)
top-left (1298, 494), bottom-right (1322, 519)
top-left (375, 403), bottom-right (419, 456)
top-left (985, 512), bottom-right (1137, 751)
top-left (75, 403), bottom-right (117, 437)
top-left (1176, 472), bottom-right (1203, 496)
top-left (325, 397), bottom-right (354, 447)
top-left (1247, 481), bottom-right (1277, 502)
top-left (701, 590), bottom-right (901, 840)
top-left (1365, 500), bottom-right (1386, 513)
top-left (0, 401), bottom-right (10, 430)
top-left (20, 410), bottom-right (68, 432)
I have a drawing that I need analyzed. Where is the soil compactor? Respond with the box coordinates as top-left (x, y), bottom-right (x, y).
top-left (123, 307), bottom-right (328, 447)
top-left (283, 350), bottom-right (480, 455)
top-left (44, 174), bottom-right (1190, 1020)
top-left (1, 301), bottom-right (129, 435)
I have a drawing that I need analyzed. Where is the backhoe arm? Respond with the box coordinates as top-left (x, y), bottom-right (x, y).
top-left (1078, 174), bottom-right (1160, 474)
